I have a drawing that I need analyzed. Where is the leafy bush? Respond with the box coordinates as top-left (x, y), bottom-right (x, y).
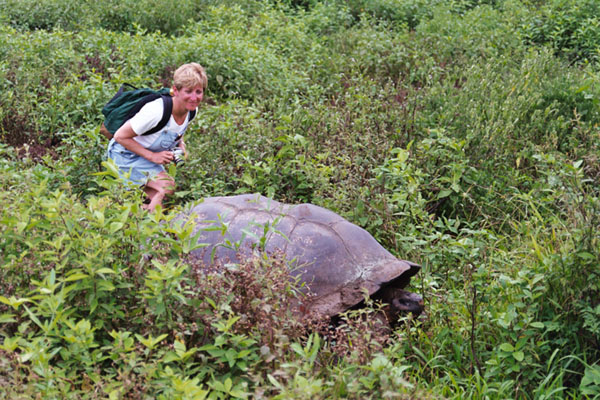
top-left (0, 0), bottom-right (204, 34)
top-left (345, 0), bottom-right (436, 29)
top-left (520, 0), bottom-right (600, 63)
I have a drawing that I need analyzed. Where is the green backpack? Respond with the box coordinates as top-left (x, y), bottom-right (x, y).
top-left (100, 83), bottom-right (196, 139)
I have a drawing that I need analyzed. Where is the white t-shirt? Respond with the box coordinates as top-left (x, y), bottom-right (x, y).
top-left (129, 98), bottom-right (192, 148)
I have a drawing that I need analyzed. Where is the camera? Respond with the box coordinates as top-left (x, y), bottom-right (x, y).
top-left (171, 148), bottom-right (185, 166)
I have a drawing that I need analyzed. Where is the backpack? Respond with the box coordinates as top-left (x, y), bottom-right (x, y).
top-left (100, 83), bottom-right (196, 139)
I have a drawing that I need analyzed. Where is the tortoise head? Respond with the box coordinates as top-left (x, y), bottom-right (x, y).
top-left (374, 286), bottom-right (424, 323)
top-left (390, 289), bottom-right (424, 316)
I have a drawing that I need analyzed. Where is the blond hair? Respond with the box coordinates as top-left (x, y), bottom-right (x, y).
top-left (173, 63), bottom-right (208, 90)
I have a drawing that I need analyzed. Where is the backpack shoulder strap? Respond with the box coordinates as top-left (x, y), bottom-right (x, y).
top-left (142, 95), bottom-right (173, 135)
top-left (121, 92), bottom-right (172, 136)
top-left (144, 99), bottom-right (197, 136)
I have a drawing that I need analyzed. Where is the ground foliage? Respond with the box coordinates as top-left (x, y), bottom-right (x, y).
top-left (1, 0), bottom-right (600, 398)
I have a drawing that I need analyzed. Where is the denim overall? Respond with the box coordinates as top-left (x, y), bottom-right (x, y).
top-left (107, 127), bottom-right (184, 186)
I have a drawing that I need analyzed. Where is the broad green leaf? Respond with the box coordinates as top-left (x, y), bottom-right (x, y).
top-left (0, 313), bottom-right (16, 323)
top-left (96, 268), bottom-right (116, 275)
top-left (577, 252), bottom-right (595, 260)
top-left (499, 343), bottom-right (514, 352)
top-left (242, 173), bottom-right (254, 186)
top-left (162, 351), bottom-right (179, 363)
top-left (437, 189), bottom-right (452, 199)
top-left (0, 336), bottom-right (19, 351)
top-left (63, 273), bottom-right (90, 282)
top-left (0, 296), bottom-right (30, 309)
top-left (224, 378), bottom-right (232, 393)
top-left (109, 222), bottom-right (124, 233)
top-left (174, 340), bottom-right (186, 357)
top-left (512, 351), bottom-right (525, 362)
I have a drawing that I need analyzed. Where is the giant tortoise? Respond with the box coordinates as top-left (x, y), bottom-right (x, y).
top-left (176, 194), bottom-right (423, 323)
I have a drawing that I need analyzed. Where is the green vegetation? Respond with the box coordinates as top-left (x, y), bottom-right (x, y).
top-left (1, 0), bottom-right (599, 398)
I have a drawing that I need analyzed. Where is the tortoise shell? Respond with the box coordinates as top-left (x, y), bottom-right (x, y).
top-left (178, 194), bottom-right (420, 318)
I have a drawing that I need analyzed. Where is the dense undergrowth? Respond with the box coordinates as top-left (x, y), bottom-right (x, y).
top-left (1, 0), bottom-right (599, 398)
